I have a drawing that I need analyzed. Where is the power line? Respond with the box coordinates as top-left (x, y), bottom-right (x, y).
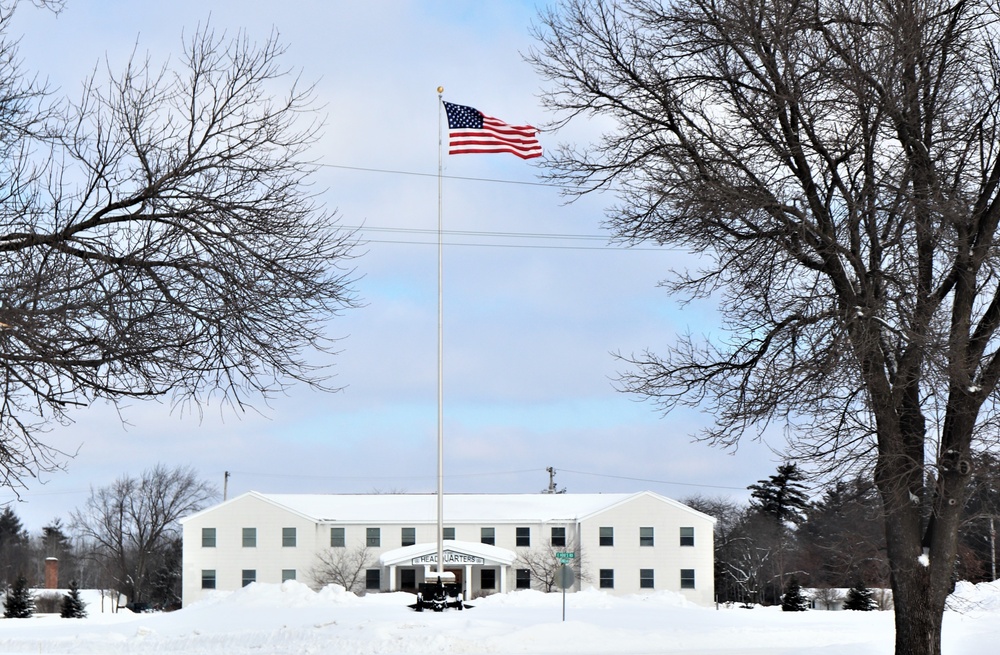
top-left (321, 162), bottom-right (578, 190)
top-left (559, 468), bottom-right (747, 491)
top-left (347, 225), bottom-right (666, 252)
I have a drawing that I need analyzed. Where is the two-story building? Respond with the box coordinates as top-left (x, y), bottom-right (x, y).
top-left (180, 490), bottom-right (715, 606)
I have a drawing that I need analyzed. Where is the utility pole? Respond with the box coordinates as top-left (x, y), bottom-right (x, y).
top-left (224, 471), bottom-right (230, 501)
top-left (991, 516), bottom-right (996, 581)
top-left (543, 467), bottom-right (566, 494)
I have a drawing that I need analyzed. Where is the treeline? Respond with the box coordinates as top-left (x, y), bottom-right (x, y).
top-left (686, 456), bottom-right (1000, 606)
top-left (0, 464), bottom-right (216, 611)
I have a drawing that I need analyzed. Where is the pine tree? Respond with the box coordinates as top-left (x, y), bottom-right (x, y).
top-left (60, 580), bottom-right (87, 618)
top-left (748, 463), bottom-right (811, 525)
top-left (3, 575), bottom-right (34, 618)
top-left (781, 576), bottom-right (809, 612)
top-left (843, 581), bottom-right (878, 611)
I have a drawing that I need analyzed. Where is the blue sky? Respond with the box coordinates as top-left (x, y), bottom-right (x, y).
top-left (4, 1), bottom-right (781, 530)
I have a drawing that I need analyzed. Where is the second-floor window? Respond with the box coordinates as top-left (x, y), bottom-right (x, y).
top-left (481, 527), bottom-right (495, 545)
top-left (401, 527), bottom-right (416, 547)
top-left (640, 526), bottom-right (654, 547)
top-left (367, 527), bottom-right (381, 547)
top-left (243, 527), bottom-right (257, 548)
top-left (330, 527), bottom-right (345, 547)
top-left (599, 526), bottom-right (614, 547)
top-left (282, 527), bottom-right (297, 547)
top-left (551, 527), bottom-right (566, 547)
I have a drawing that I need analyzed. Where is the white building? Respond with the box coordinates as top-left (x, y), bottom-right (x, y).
top-left (180, 490), bottom-right (716, 606)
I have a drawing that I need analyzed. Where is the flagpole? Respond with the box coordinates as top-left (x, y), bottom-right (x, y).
top-left (435, 86), bottom-right (445, 582)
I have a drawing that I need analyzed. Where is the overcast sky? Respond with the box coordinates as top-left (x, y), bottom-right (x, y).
top-left (3, 0), bottom-right (783, 531)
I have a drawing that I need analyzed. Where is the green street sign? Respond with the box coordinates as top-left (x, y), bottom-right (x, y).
top-left (555, 551), bottom-right (576, 562)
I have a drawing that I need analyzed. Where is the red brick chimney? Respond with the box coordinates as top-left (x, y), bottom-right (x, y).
top-left (44, 557), bottom-right (58, 590)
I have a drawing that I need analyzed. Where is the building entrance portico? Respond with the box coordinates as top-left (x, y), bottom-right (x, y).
top-left (380, 540), bottom-right (516, 600)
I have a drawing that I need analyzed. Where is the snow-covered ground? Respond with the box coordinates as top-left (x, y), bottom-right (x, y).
top-left (1, 581), bottom-right (998, 655)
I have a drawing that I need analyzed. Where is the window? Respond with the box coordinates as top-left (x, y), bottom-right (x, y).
top-left (201, 527), bottom-right (216, 548)
top-left (400, 569), bottom-right (416, 590)
top-left (481, 527), bottom-right (495, 545)
top-left (366, 569), bottom-right (381, 591)
top-left (680, 527), bottom-right (695, 547)
top-left (599, 526), bottom-right (614, 547)
top-left (201, 570), bottom-right (216, 590)
top-left (242, 569), bottom-right (256, 587)
top-left (481, 568), bottom-right (496, 590)
top-left (551, 526), bottom-right (566, 548)
top-left (242, 527), bottom-right (257, 548)
top-left (282, 527), bottom-right (297, 547)
top-left (282, 569), bottom-right (296, 582)
top-left (443, 527), bottom-right (455, 541)
top-left (330, 527), bottom-right (345, 547)
top-left (516, 568), bottom-right (531, 589)
top-left (401, 527), bottom-right (416, 547)
top-left (640, 569), bottom-right (655, 589)
top-left (680, 569), bottom-right (696, 589)
top-left (640, 526), bottom-right (655, 547)
top-left (516, 527), bottom-right (530, 548)
top-left (599, 569), bottom-right (614, 589)
top-left (367, 527), bottom-right (381, 547)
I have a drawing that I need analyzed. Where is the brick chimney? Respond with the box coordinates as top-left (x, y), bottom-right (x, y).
top-left (44, 557), bottom-right (58, 590)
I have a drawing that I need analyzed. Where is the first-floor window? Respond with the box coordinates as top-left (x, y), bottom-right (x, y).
top-left (599, 569), bottom-right (614, 589)
top-left (640, 569), bottom-right (655, 589)
top-left (201, 570), bottom-right (216, 590)
top-left (201, 527), bottom-right (216, 548)
top-left (680, 569), bottom-right (696, 589)
top-left (367, 527), bottom-right (381, 547)
top-left (366, 568), bottom-right (381, 591)
top-left (551, 526), bottom-right (566, 547)
top-left (516, 568), bottom-right (531, 589)
top-left (282, 569), bottom-right (296, 582)
top-left (400, 569), bottom-right (416, 590)
top-left (481, 568), bottom-right (496, 590)
top-left (242, 569), bottom-right (256, 587)
top-left (330, 526), bottom-right (345, 547)
top-left (282, 527), bottom-right (297, 547)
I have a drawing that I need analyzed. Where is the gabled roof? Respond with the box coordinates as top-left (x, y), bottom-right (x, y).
top-left (181, 490), bottom-right (715, 525)
top-left (379, 540), bottom-right (517, 566)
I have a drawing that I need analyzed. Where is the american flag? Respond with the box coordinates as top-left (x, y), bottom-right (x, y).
top-left (443, 101), bottom-right (542, 160)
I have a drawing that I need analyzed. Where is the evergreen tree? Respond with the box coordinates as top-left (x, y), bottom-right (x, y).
top-left (843, 581), bottom-right (878, 611)
top-left (748, 463), bottom-right (811, 525)
top-left (3, 575), bottom-right (34, 618)
top-left (60, 580), bottom-right (87, 619)
top-left (780, 576), bottom-right (809, 612)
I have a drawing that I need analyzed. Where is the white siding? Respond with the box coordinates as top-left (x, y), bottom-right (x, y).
top-left (180, 491), bottom-right (715, 606)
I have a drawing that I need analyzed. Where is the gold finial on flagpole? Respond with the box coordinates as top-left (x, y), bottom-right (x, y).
top-left (437, 86), bottom-right (444, 94)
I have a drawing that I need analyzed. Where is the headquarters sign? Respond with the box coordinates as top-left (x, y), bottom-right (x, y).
top-left (412, 550), bottom-right (485, 566)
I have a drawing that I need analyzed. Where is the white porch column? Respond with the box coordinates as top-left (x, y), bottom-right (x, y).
top-left (388, 564), bottom-right (397, 591)
top-left (499, 564), bottom-right (507, 593)
top-left (465, 564), bottom-right (472, 600)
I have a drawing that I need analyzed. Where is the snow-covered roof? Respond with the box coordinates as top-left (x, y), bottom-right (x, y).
top-left (182, 490), bottom-right (715, 525)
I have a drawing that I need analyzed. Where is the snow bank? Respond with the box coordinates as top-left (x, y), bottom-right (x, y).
top-left (948, 579), bottom-right (1000, 612)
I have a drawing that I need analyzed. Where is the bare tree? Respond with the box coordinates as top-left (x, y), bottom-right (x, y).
top-left (531, 1), bottom-right (1000, 653)
top-left (310, 545), bottom-right (376, 595)
top-left (70, 464), bottom-right (216, 605)
top-left (515, 539), bottom-right (587, 592)
top-left (0, 2), bottom-right (357, 491)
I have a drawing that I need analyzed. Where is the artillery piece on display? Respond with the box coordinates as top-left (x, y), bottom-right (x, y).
top-left (408, 572), bottom-right (472, 612)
